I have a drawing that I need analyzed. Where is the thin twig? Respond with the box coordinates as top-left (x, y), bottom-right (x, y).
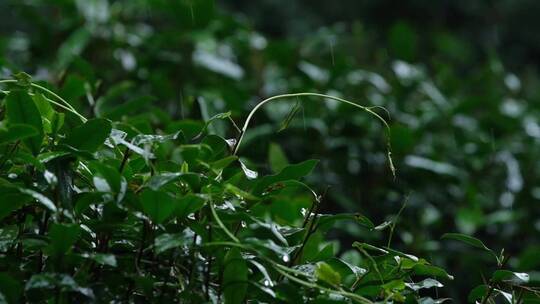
top-left (387, 197), bottom-right (408, 248)
top-left (231, 92), bottom-right (394, 177)
top-left (119, 147), bottom-right (131, 173)
top-left (481, 254), bottom-right (511, 304)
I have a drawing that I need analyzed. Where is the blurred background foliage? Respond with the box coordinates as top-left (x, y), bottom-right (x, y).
top-left (1, 0), bottom-right (539, 300)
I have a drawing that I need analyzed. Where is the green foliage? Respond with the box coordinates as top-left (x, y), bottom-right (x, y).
top-left (0, 77), bottom-right (444, 303)
top-left (0, 0), bottom-right (539, 302)
top-left (5, 90), bottom-right (43, 155)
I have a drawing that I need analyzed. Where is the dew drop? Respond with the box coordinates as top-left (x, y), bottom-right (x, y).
top-left (282, 255), bottom-right (290, 262)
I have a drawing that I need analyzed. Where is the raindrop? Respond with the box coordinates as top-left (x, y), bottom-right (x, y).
top-left (241, 221), bottom-right (247, 228)
top-left (264, 280), bottom-right (270, 287)
top-left (282, 255), bottom-right (290, 263)
top-left (8, 173), bottom-right (17, 179)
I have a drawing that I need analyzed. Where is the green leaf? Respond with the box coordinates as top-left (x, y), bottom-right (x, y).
top-left (56, 27), bottom-right (91, 69)
top-left (5, 90), bottom-right (44, 154)
top-left (210, 155), bottom-right (238, 172)
top-left (441, 233), bottom-right (498, 262)
top-left (32, 93), bottom-right (54, 121)
top-left (89, 162), bottom-right (127, 202)
top-left (0, 124), bottom-right (38, 146)
top-left (325, 257), bottom-right (367, 281)
top-left (412, 264), bottom-right (454, 280)
top-left (199, 111), bottom-right (232, 135)
top-left (25, 273), bottom-right (94, 299)
top-left (140, 189), bottom-right (177, 224)
top-left (239, 160), bottom-right (258, 179)
top-left (253, 159), bottom-right (319, 195)
top-left (0, 185), bottom-right (34, 220)
top-left (441, 233), bottom-right (491, 251)
top-left (405, 278), bottom-right (443, 291)
top-left (18, 188), bottom-right (56, 212)
top-left (268, 142), bottom-right (288, 173)
top-left (80, 253), bottom-right (117, 267)
top-left (315, 262), bottom-right (342, 286)
top-left (47, 223), bottom-right (80, 256)
top-left (277, 100), bottom-right (301, 132)
top-left (176, 194), bottom-right (207, 218)
top-left (225, 184), bottom-right (260, 201)
top-left (468, 284), bottom-right (489, 302)
top-left (0, 273), bottom-right (22, 304)
top-left (418, 297), bottom-right (452, 304)
top-left (154, 233), bottom-right (190, 254)
top-left (223, 248), bottom-right (248, 304)
top-left (37, 151), bottom-right (70, 164)
top-left (63, 118), bottom-right (112, 152)
top-left (12, 72), bottom-right (32, 88)
top-left (0, 225), bottom-right (18, 252)
top-left (33, 93), bottom-right (64, 134)
top-left (317, 213), bottom-right (375, 232)
top-left (492, 270), bottom-right (529, 285)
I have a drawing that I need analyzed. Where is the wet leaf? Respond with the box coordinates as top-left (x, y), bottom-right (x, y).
top-left (5, 90), bottom-right (43, 154)
top-left (63, 118), bottom-right (112, 152)
top-left (223, 248), bottom-right (248, 304)
top-left (140, 189), bottom-right (177, 224)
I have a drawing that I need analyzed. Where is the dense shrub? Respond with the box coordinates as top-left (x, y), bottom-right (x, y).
top-left (0, 75), bottom-right (538, 303)
top-left (1, 1), bottom-right (540, 302)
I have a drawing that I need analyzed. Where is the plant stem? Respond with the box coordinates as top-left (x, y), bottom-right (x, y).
top-left (136, 219), bottom-right (148, 273)
top-left (387, 199), bottom-right (407, 248)
top-left (119, 147), bottom-right (131, 173)
top-left (209, 200), bottom-right (239, 243)
top-left (480, 254), bottom-right (511, 304)
top-left (205, 223), bottom-right (212, 301)
top-left (231, 92), bottom-right (394, 177)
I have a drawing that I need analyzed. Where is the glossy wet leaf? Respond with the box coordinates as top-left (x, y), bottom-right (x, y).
top-left (268, 142), bottom-right (288, 173)
top-left (63, 118), bottom-right (112, 152)
top-left (0, 273), bottom-right (22, 304)
top-left (492, 270), bottom-right (529, 285)
top-left (412, 264), bottom-right (454, 280)
top-left (253, 159), bottom-right (319, 195)
top-left (80, 253), bottom-right (117, 267)
top-left (0, 186), bottom-right (33, 220)
top-left (89, 162), bottom-right (127, 202)
top-left (5, 90), bottom-right (43, 154)
top-left (176, 194), bottom-right (207, 218)
top-left (441, 233), bottom-right (491, 251)
top-left (0, 124), bottom-right (38, 145)
top-left (468, 284), bottom-right (489, 302)
top-left (315, 262), bottom-right (342, 286)
top-left (25, 273), bottom-right (94, 298)
top-left (140, 189), bottom-right (177, 224)
top-left (441, 233), bottom-right (498, 262)
top-left (18, 188), bottom-right (56, 212)
top-left (239, 160), bottom-right (258, 179)
top-left (223, 248), bottom-right (248, 304)
top-left (154, 233), bottom-right (190, 254)
top-left (47, 223), bottom-right (80, 256)
top-left (405, 278), bottom-right (443, 291)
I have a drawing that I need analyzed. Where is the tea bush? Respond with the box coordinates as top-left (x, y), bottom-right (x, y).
top-left (0, 74), bottom-right (538, 303)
